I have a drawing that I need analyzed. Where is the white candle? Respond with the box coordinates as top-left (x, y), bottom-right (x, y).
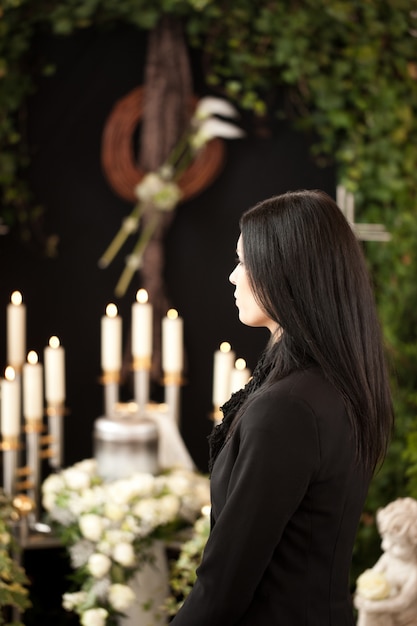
top-left (7, 290), bottom-right (26, 369)
top-left (230, 358), bottom-right (251, 394)
top-left (162, 309), bottom-right (183, 374)
top-left (212, 342), bottom-right (236, 408)
top-left (101, 303), bottom-right (122, 372)
top-left (44, 336), bottom-right (66, 405)
top-left (23, 351), bottom-right (43, 421)
top-left (132, 289), bottom-right (152, 360)
top-left (1, 366), bottom-right (21, 438)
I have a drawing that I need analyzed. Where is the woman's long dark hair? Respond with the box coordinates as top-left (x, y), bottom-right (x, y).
top-left (239, 189), bottom-right (394, 473)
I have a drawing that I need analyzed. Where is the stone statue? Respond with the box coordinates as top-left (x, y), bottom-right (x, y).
top-left (354, 497), bottom-right (417, 626)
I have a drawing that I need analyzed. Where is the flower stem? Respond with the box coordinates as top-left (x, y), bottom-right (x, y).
top-left (98, 203), bottom-right (144, 269)
top-left (114, 212), bottom-right (161, 297)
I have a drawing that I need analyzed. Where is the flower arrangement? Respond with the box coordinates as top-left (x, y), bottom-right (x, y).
top-left (41, 459), bottom-right (210, 626)
top-left (98, 96), bottom-right (245, 297)
top-left (164, 510), bottom-right (210, 617)
top-left (0, 490), bottom-right (32, 626)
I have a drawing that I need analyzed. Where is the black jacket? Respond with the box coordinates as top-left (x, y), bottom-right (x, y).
top-left (170, 367), bottom-right (371, 625)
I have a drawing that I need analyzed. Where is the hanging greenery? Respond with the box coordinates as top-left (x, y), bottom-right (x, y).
top-left (1, 0), bottom-right (417, 580)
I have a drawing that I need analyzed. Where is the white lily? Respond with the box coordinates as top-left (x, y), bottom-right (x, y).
top-left (190, 117), bottom-right (246, 151)
top-left (193, 96), bottom-right (240, 121)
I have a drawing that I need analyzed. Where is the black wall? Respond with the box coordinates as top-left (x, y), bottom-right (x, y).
top-left (0, 23), bottom-right (335, 473)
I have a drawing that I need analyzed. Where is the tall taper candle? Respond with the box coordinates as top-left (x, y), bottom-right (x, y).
top-left (1, 366), bottom-right (20, 438)
top-left (132, 289), bottom-right (152, 362)
top-left (230, 358), bottom-right (251, 394)
top-left (162, 309), bottom-right (183, 374)
top-left (101, 303), bottom-right (122, 373)
top-left (7, 291), bottom-right (26, 370)
top-left (23, 351), bottom-right (43, 421)
top-left (212, 342), bottom-right (235, 409)
top-left (44, 336), bottom-right (66, 405)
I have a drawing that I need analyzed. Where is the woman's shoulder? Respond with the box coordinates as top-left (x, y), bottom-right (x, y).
top-left (241, 367), bottom-right (346, 432)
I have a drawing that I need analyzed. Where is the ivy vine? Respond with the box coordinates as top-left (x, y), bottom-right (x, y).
top-left (1, 0), bottom-right (417, 578)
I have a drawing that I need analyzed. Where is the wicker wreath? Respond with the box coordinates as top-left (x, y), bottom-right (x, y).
top-left (101, 86), bottom-right (226, 204)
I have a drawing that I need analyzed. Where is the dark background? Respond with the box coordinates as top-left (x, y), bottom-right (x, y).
top-left (0, 23), bottom-right (334, 475)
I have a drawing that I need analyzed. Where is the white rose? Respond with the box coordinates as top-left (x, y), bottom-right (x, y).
top-left (62, 590), bottom-right (88, 611)
top-left (80, 607), bottom-right (109, 626)
top-left (108, 583), bottom-right (136, 612)
top-left (64, 467), bottom-right (92, 491)
top-left (73, 458), bottom-right (97, 476)
top-left (87, 553), bottom-right (111, 578)
top-left (356, 569), bottom-right (391, 600)
top-left (79, 514), bottom-right (105, 542)
top-left (42, 472), bottom-right (65, 497)
top-left (112, 542), bottom-right (136, 567)
top-left (104, 500), bottom-right (126, 522)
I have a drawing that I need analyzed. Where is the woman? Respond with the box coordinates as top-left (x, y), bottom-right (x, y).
top-left (170, 189), bottom-right (394, 625)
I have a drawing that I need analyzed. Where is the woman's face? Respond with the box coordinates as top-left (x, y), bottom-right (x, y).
top-left (229, 235), bottom-right (278, 334)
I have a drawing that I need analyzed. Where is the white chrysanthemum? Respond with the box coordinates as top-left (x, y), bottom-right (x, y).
top-left (79, 513), bottom-right (105, 542)
top-left (80, 607), bottom-right (109, 626)
top-left (108, 583), bottom-right (136, 612)
top-left (69, 538), bottom-right (95, 568)
top-left (87, 552), bottom-right (112, 578)
top-left (62, 590), bottom-right (88, 611)
top-left (193, 96), bottom-right (239, 121)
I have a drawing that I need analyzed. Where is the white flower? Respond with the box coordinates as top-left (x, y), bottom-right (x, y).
top-left (356, 569), bottom-right (391, 600)
top-left (134, 173), bottom-right (182, 211)
top-left (79, 514), bottom-right (105, 542)
top-left (190, 118), bottom-right (245, 151)
top-left (63, 467), bottom-right (92, 491)
top-left (87, 553), bottom-right (112, 578)
top-left (104, 500), bottom-right (127, 522)
top-left (80, 607), bottom-right (109, 626)
top-left (122, 216), bottom-right (139, 234)
top-left (193, 96), bottom-right (239, 121)
top-left (112, 541), bottom-right (136, 567)
top-left (108, 583), bottom-right (136, 612)
top-left (42, 472), bottom-right (66, 499)
top-left (62, 590), bottom-right (88, 611)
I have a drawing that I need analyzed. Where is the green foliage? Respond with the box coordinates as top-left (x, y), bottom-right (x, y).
top-left (0, 491), bottom-right (31, 626)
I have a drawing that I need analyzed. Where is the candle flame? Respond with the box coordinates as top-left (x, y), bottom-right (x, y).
top-left (11, 291), bottom-right (23, 306)
top-left (220, 341), bottom-right (231, 353)
top-left (49, 335), bottom-right (60, 349)
top-left (235, 358), bottom-right (246, 371)
top-left (136, 289), bottom-right (148, 304)
top-left (5, 366), bottom-right (15, 382)
top-left (106, 303), bottom-right (118, 318)
top-left (167, 308), bottom-right (178, 320)
top-left (27, 350), bottom-right (38, 365)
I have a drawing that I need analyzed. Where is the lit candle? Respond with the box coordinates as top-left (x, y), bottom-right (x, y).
top-left (22, 351), bottom-right (44, 421)
top-left (1, 366), bottom-right (21, 438)
top-left (162, 309), bottom-right (183, 374)
top-left (7, 290), bottom-right (26, 370)
top-left (230, 358), bottom-right (251, 394)
top-left (132, 289), bottom-right (152, 362)
top-left (101, 303), bottom-right (122, 373)
top-left (44, 336), bottom-right (66, 405)
top-left (212, 342), bottom-right (236, 408)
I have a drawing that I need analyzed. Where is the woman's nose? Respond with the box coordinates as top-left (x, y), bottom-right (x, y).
top-left (229, 267), bottom-right (236, 284)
